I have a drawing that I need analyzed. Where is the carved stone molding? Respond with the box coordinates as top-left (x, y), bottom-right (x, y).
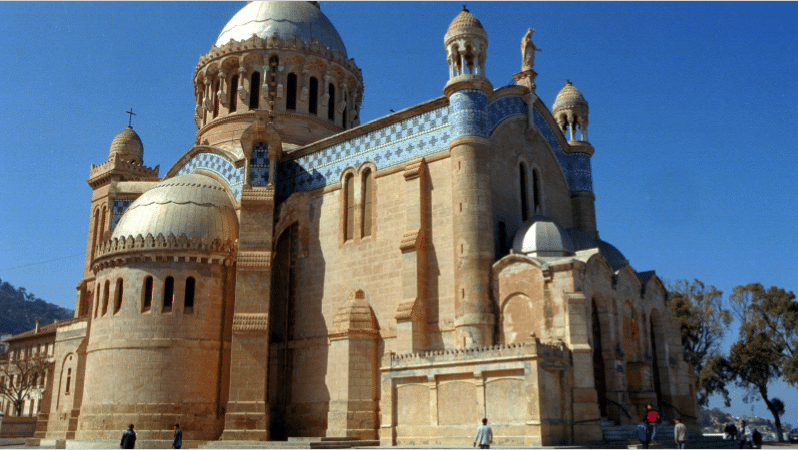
top-left (232, 313), bottom-right (269, 333)
top-left (237, 251), bottom-right (271, 269)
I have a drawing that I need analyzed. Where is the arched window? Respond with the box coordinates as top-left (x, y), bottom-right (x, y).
top-left (100, 205), bottom-right (107, 237)
top-left (91, 209), bottom-right (100, 260)
top-left (65, 368), bottom-right (71, 394)
top-left (309, 77), bottom-right (318, 115)
top-left (114, 278), bottom-right (123, 314)
top-left (185, 277), bottom-right (195, 313)
top-left (532, 169), bottom-right (541, 213)
top-left (250, 71), bottom-right (260, 110)
top-left (361, 169), bottom-right (373, 237)
top-left (328, 83), bottom-right (336, 121)
top-left (344, 173), bottom-right (355, 241)
top-left (519, 164), bottom-right (529, 222)
top-left (230, 74), bottom-right (239, 112)
top-left (163, 276), bottom-right (174, 313)
top-left (94, 283), bottom-right (100, 318)
top-left (102, 281), bottom-right (110, 316)
top-left (213, 80), bottom-right (220, 118)
top-left (286, 73), bottom-right (297, 110)
top-left (142, 276), bottom-right (153, 313)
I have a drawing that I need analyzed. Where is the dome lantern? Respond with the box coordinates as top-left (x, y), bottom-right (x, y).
top-left (109, 126), bottom-right (143, 164)
top-left (444, 6), bottom-right (488, 81)
top-left (553, 80), bottom-right (589, 142)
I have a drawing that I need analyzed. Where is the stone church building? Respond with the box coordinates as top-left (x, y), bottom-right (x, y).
top-left (26, 2), bottom-right (698, 446)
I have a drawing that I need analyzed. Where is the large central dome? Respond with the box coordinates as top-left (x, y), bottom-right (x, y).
top-left (215, 1), bottom-right (348, 57)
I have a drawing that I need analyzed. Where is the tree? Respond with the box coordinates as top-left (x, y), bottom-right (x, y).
top-left (727, 283), bottom-right (798, 442)
top-left (667, 279), bottom-right (731, 406)
top-left (0, 354), bottom-right (50, 416)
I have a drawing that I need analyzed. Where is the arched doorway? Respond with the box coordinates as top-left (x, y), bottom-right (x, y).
top-left (591, 299), bottom-right (608, 417)
top-left (269, 223), bottom-right (298, 440)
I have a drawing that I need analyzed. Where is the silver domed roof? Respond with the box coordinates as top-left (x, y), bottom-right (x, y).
top-left (215, 1), bottom-right (348, 56)
top-left (566, 227), bottom-right (598, 251)
top-left (112, 174), bottom-right (238, 243)
top-left (597, 239), bottom-right (629, 271)
top-left (512, 215), bottom-right (575, 257)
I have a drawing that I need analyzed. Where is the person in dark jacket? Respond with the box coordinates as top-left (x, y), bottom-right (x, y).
top-left (120, 424), bottom-right (136, 449)
top-left (172, 423), bottom-right (182, 449)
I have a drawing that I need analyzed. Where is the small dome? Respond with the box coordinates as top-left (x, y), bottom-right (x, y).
top-left (331, 290), bottom-right (378, 336)
top-left (597, 239), bottom-right (629, 271)
top-left (109, 126), bottom-right (143, 164)
top-left (112, 173), bottom-right (238, 243)
top-left (447, 7), bottom-right (484, 33)
top-left (553, 80), bottom-right (588, 114)
top-left (215, 1), bottom-right (348, 56)
top-left (566, 227), bottom-right (598, 251)
top-left (512, 215), bottom-right (575, 257)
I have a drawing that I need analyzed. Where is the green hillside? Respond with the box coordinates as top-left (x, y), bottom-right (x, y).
top-left (0, 278), bottom-right (74, 337)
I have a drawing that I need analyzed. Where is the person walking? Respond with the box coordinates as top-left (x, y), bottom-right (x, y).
top-left (172, 423), bottom-right (182, 449)
top-left (674, 418), bottom-right (687, 449)
top-left (739, 420), bottom-right (751, 449)
top-left (644, 403), bottom-right (659, 448)
top-left (473, 418), bottom-right (493, 449)
top-left (752, 428), bottom-right (762, 449)
top-left (120, 424), bottom-right (136, 449)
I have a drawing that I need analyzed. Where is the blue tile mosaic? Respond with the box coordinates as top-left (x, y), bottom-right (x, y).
top-left (250, 143), bottom-right (270, 187)
top-left (276, 106), bottom-right (450, 203)
top-left (488, 95), bottom-right (528, 133)
top-left (175, 152), bottom-right (244, 199)
top-left (532, 107), bottom-right (593, 193)
top-left (449, 90), bottom-right (490, 139)
top-left (111, 199), bottom-right (133, 230)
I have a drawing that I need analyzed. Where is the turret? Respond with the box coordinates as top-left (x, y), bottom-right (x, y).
top-left (443, 7), bottom-right (495, 348)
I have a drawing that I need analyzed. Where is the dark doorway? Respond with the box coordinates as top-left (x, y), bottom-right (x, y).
top-left (650, 316), bottom-right (663, 410)
top-left (268, 224), bottom-right (298, 440)
top-left (592, 299), bottom-right (608, 417)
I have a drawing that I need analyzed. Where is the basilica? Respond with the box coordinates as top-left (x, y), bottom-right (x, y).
top-left (18, 1), bottom-right (697, 446)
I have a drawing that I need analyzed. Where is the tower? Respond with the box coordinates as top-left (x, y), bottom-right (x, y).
top-left (78, 126), bottom-right (158, 318)
top-left (553, 81), bottom-right (598, 239)
top-left (443, 7), bottom-right (495, 348)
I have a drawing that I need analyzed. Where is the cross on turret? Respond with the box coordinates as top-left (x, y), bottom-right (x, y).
top-left (126, 108), bottom-right (136, 127)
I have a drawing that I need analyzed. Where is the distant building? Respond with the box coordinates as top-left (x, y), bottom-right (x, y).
top-left (22, 2), bottom-right (696, 446)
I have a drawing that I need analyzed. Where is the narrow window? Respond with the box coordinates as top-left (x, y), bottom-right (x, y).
top-left (361, 169), bottom-right (373, 237)
top-left (250, 71), bottom-right (260, 110)
top-left (286, 73), bottom-right (297, 110)
top-left (114, 278), bottom-right (123, 314)
top-left (532, 169), bottom-right (541, 213)
top-left (230, 74), bottom-right (239, 112)
top-left (344, 174), bottom-right (355, 241)
top-left (213, 80), bottom-right (220, 118)
top-left (520, 164), bottom-right (529, 222)
top-left (91, 209), bottom-right (100, 260)
top-left (309, 77), bottom-right (318, 114)
top-left (102, 281), bottom-right (110, 316)
top-left (94, 284), bottom-right (100, 318)
top-left (65, 368), bottom-right (71, 394)
top-left (163, 276), bottom-right (174, 313)
top-left (328, 84), bottom-right (336, 121)
top-left (100, 205), bottom-right (107, 237)
top-left (342, 92), bottom-right (348, 129)
top-left (184, 277), bottom-right (195, 313)
top-left (142, 276), bottom-right (153, 312)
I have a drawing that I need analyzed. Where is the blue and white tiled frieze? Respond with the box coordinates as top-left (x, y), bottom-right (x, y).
top-left (111, 199), bottom-right (134, 230)
top-left (250, 143), bottom-right (270, 187)
top-left (276, 106), bottom-right (451, 203)
top-left (449, 89), bottom-right (490, 139)
top-left (487, 95), bottom-right (528, 132)
top-left (175, 152), bottom-right (245, 199)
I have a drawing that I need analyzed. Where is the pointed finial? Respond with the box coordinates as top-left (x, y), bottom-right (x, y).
top-left (462, 4), bottom-right (468, 12)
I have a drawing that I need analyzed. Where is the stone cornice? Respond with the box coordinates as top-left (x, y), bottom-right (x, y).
top-left (92, 233), bottom-right (236, 272)
top-left (383, 339), bottom-right (570, 370)
top-left (88, 154), bottom-right (159, 188)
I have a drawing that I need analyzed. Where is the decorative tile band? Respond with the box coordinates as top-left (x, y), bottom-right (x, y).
top-left (532, 108), bottom-right (593, 193)
top-left (111, 199), bottom-right (134, 230)
top-left (276, 106), bottom-right (450, 203)
top-left (449, 89), bottom-right (490, 139)
top-left (175, 152), bottom-right (245, 200)
top-left (488, 95), bottom-right (528, 133)
top-left (250, 143), bottom-right (270, 187)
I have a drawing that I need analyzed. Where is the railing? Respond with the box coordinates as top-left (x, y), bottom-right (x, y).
top-left (0, 416), bottom-right (37, 438)
top-left (606, 398), bottom-right (633, 420)
top-left (660, 399), bottom-right (697, 421)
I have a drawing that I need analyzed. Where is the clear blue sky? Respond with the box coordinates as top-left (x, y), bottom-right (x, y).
top-left (1, 1), bottom-right (796, 425)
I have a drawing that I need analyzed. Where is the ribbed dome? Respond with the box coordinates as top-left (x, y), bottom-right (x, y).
top-left (447, 7), bottom-right (484, 32)
top-left (112, 174), bottom-right (238, 243)
top-left (512, 215), bottom-right (575, 257)
top-left (215, 1), bottom-right (348, 56)
top-left (109, 126), bottom-right (143, 164)
top-left (553, 80), bottom-right (588, 113)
